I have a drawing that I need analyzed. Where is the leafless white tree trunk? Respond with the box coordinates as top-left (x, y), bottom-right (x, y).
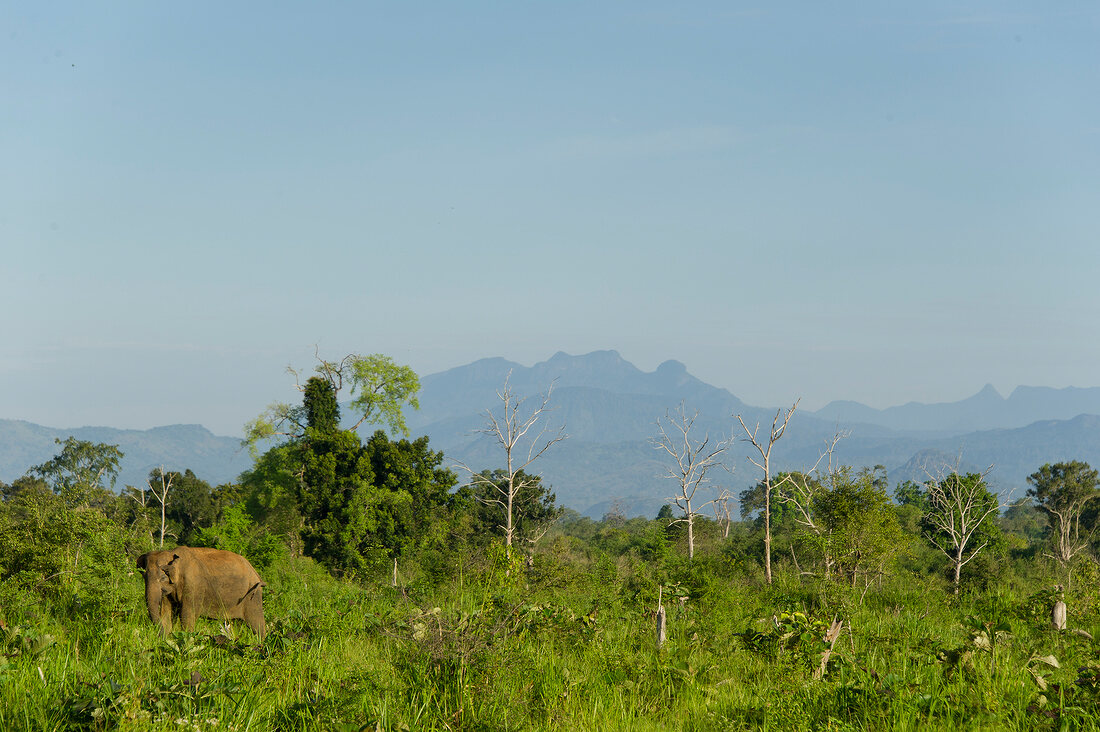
top-left (145, 468), bottom-right (175, 549)
top-left (125, 484), bottom-right (155, 545)
top-left (652, 403), bottom-right (729, 560)
top-left (712, 489), bottom-right (735, 539)
top-left (737, 401), bottom-right (798, 585)
top-left (1046, 501), bottom-right (1096, 567)
top-left (459, 374), bottom-right (567, 551)
top-left (922, 464), bottom-right (1003, 594)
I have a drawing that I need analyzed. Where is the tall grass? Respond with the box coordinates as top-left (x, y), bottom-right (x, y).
top-left (3, 547), bottom-right (1100, 730)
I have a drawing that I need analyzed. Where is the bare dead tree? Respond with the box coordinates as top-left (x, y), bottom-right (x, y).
top-left (459, 373), bottom-right (567, 552)
top-left (712, 489), bottom-right (735, 539)
top-left (737, 401), bottom-right (799, 584)
top-left (145, 468), bottom-right (175, 549)
top-left (125, 484), bottom-right (156, 545)
top-left (603, 498), bottom-right (629, 527)
top-left (922, 462), bottom-right (1004, 594)
top-left (1044, 500), bottom-right (1098, 568)
top-left (652, 403), bottom-right (730, 560)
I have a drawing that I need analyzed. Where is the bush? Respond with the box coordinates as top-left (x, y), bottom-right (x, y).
top-left (192, 503), bottom-right (287, 569)
top-left (0, 490), bottom-right (138, 623)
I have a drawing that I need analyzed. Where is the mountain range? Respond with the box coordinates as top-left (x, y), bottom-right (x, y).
top-left (4, 350), bottom-right (1100, 518)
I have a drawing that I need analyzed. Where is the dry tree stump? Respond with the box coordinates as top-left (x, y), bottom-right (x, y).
top-left (655, 586), bottom-right (667, 650)
top-left (1052, 585), bottom-right (1067, 631)
top-left (815, 617), bottom-right (844, 679)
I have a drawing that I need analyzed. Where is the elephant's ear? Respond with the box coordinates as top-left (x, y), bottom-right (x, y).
top-left (165, 554), bottom-right (182, 584)
top-left (137, 553), bottom-right (150, 571)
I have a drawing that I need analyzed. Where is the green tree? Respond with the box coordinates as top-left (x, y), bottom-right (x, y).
top-left (894, 480), bottom-right (929, 511)
top-left (1027, 460), bottom-right (1100, 567)
top-left (303, 373), bottom-right (341, 432)
top-left (363, 430), bottom-right (458, 557)
top-left (806, 466), bottom-right (906, 588)
top-left (240, 444), bottom-right (305, 555)
top-left (999, 497), bottom-right (1045, 548)
top-left (31, 437), bottom-right (123, 508)
top-left (245, 359), bottom-right (453, 578)
top-left (244, 353), bottom-right (420, 446)
top-left (1, 475), bottom-right (51, 503)
top-left (2, 440), bottom-right (133, 617)
top-left (192, 501), bottom-right (285, 569)
top-left (291, 382), bottom-right (377, 575)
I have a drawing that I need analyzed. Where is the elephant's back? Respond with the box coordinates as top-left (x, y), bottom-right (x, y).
top-left (188, 547), bottom-right (262, 584)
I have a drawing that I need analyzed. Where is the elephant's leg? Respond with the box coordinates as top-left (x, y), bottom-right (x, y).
top-left (179, 601), bottom-right (198, 631)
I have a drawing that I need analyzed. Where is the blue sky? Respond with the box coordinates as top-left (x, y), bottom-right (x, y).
top-left (3, 3), bottom-right (1098, 436)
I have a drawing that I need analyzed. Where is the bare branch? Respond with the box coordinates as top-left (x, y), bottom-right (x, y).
top-left (920, 459), bottom-right (1004, 593)
top-left (146, 467), bottom-right (175, 550)
top-left (652, 402), bottom-right (730, 560)
top-left (735, 400), bottom-right (799, 583)
top-left (457, 373), bottom-right (567, 550)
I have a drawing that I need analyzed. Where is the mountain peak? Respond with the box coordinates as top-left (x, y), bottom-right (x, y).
top-left (976, 383), bottom-right (1002, 399)
top-left (546, 350), bottom-right (624, 366)
top-left (656, 359), bottom-right (687, 375)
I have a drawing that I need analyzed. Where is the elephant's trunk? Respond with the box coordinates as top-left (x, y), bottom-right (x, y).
top-left (145, 578), bottom-right (167, 632)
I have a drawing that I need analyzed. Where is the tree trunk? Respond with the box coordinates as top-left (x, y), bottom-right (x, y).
top-left (953, 550), bottom-right (962, 595)
top-left (764, 478), bottom-right (772, 584)
top-left (686, 499), bottom-right (695, 560)
top-left (505, 448), bottom-right (515, 548)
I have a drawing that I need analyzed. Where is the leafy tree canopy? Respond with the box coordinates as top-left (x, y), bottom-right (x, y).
top-left (244, 352), bottom-right (420, 448)
top-left (242, 361), bottom-right (456, 576)
top-left (1027, 460), bottom-right (1100, 520)
top-left (31, 437), bottom-right (123, 508)
top-left (893, 480), bottom-right (929, 511)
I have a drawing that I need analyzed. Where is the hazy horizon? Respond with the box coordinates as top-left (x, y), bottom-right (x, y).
top-left (1, 348), bottom-right (1090, 438)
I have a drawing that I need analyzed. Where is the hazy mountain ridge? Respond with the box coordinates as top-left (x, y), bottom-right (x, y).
top-left (0, 420), bottom-right (251, 491)
top-left (814, 383), bottom-right (1100, 433)
top-left (3, 351), bottom-right (1099, 518)
top-left (407, 352), bottom-right (1100, 516)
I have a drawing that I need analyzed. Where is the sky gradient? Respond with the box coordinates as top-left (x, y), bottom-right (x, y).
top-left (4, 3), bottom-right (1099, 436)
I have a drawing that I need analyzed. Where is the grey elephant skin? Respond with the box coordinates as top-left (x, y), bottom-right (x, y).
top-left (137, 547), bottom-right (266, 639)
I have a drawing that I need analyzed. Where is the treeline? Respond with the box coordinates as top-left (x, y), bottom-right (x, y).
top-left (2, 353), bottom-right (1099, 624)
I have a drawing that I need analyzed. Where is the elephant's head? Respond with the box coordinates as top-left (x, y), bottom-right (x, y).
top-left (137, 550), bottom-right (182, 625)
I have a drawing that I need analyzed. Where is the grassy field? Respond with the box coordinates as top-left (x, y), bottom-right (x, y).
top-left (3, 540), bottom-right (1100, 732)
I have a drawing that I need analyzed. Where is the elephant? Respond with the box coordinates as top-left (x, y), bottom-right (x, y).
top-left (137, 547), bottom-right (266, 639)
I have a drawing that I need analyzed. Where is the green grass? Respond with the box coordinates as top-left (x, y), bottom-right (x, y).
top-left (3, 551), bottom-right (1100, 731)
